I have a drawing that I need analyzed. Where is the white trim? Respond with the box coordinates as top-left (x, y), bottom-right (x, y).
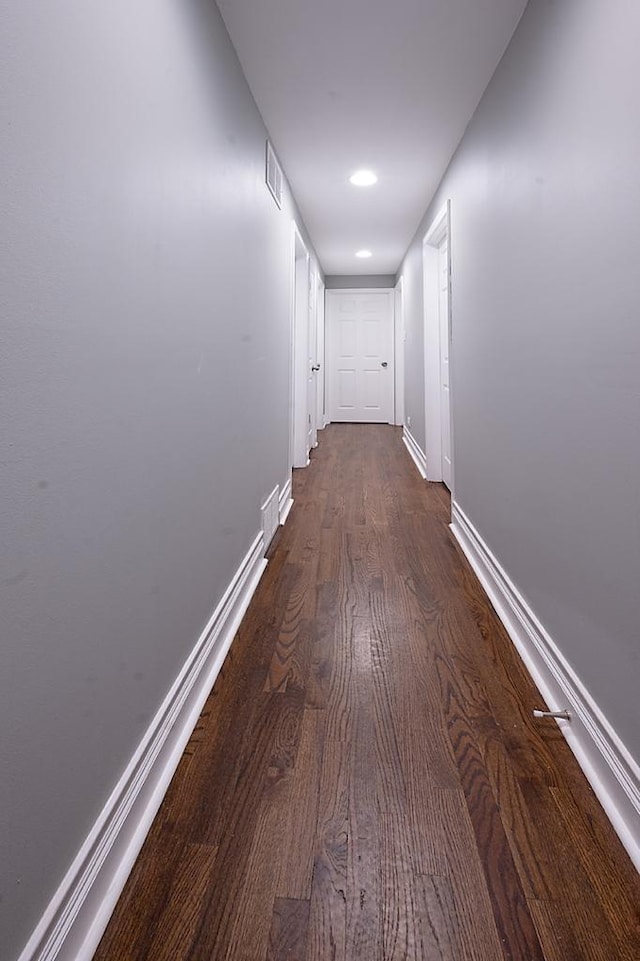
top-left (394, 277), bottom-right (405, 427)
top-left (450, 501), bottom-right (640, 873)
top-left (279, 475), bottom-right (294, 526)
top-left (422, 200), bottom-right (453, 487)
top-left (424, 200), bottom-right (449, 247)
top-left (315, 275), bottom-right (326, 438)
top-left (402, 425), bottom-right (427, 479)
top-left (18, 534), bottom-right (268, 961)
top-left (291, 222), bottom-right (311, 469)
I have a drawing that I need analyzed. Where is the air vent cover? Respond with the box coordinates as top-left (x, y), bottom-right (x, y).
top-left (265, 140), bottom-right (283, 209)
top-left (261, 485), bottom-right (280, 551)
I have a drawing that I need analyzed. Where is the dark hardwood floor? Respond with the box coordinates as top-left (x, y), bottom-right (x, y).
top-left (94, 424), bottom-right (640, 961)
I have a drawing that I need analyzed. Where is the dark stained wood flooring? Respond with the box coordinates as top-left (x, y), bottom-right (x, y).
top-left (94, 424), bottom-right (640, 961)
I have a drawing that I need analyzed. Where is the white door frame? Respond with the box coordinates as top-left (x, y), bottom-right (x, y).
top-left (394, 276), bottom-right (405, 427)
top-left (422, 200), bottom-right (453, 488)
top-left (290, 221), bottom-right (311, 469)
top-left (308, 266), bottom-right (318, 452)
top-left (316, 275), bottom-right (326, 432)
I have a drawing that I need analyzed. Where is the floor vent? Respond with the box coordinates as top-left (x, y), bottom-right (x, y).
top-left (265, 140), bottom-right (283, 209)
top-left (261, 485), bottom-right (280, 551)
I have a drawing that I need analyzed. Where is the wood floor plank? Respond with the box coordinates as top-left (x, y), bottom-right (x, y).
top-left (306, 740), bottom-right (349, 961)
top-left (369, 613), bottom-right (425, 960)
top-left (435, 789), bottom-right (504, 961)
top-left (476, 734), bottom-right (555, 901)
top-left (130, 842), bottom-right (218, 961)
top-left (415, 875), bottom-right (459, 961)
top-left (303, 581), bottom-right (336, 710)
top-left (181, 690), bottom-right (306, 960)
top-left (346, 628), bottom-right (382, 958)
top-left (267, 898), bottom-right (311, 961)
top-left (548, 784), bottom-right (640, 947)
top-left (528, 897), bottom-right (610, 961)
top-left (93, 425), bottom-right (638, 961)
top-left (276, 709), bottom-right (325, 899)
top-left (323, 614), bottom-right (356, 744)
top-left (224, 773), bottom-right (293, 961)
top-left (316, 526), bottom-right (341, 582)
top-left (264, 556), bottom-right (318, 693)
top-left (442, 588), bottom-right (564, 786)
top-left (306, 852), bottom-right (347, 961)
top-left (92, 827), bottom-right (188, 961)
top-left (517, 778), bottom-right (640, 960)
top-left (441, 674), bottom-right (546, 960)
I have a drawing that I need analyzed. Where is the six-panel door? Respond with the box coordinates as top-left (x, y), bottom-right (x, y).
top-left (326, 290), bottom-right (394, 423)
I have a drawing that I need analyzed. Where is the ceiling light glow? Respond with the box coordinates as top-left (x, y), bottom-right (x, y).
top-left (349, 169), bottom-right (378, 187)
top-left (356, 249), bottom-right (372, 259)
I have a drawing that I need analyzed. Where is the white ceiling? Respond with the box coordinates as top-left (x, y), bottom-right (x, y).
top-left (217, 0), bottom-right (528, 276)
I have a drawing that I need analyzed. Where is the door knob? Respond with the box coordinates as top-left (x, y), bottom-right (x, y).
top-left (381, 361), bottom-right (388, 368)
top-left (312, 364), bottom-right (321, 372)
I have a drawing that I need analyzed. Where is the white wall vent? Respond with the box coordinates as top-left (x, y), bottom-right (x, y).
top-left (261, 485), bottom-right (280, 551)
top-left (265, 140), bottom-right (283, 209)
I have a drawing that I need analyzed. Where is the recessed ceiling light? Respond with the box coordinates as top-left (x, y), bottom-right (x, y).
top-left (356, 249), bottom-right (372, 259)
top-left (349, 169), bottom-right (378, 187)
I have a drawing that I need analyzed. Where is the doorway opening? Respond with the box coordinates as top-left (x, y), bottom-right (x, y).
top-left (423, 201), bottom-right (453, 489)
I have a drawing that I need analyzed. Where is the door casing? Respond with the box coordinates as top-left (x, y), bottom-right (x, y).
top-left (394, 277), bottom-right (405, 427)
top-left (422, 200), bottom-right (454, 490)
top-left (290, 222), bottom-right (311, 469)
top-left (316, 275), bottom-right (326, 432)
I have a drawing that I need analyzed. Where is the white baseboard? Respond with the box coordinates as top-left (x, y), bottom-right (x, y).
top-left (18, 533), bottom-right (268, 961)
top-left (402, 425), bottom-right (427, 479)
top-left (279, 476), bottom-right (294, 526)
top-left (450, 501), bottom-right (640, 873)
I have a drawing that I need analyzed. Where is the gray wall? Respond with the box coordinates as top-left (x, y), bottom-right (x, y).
top-left (400, 0), bottom-right (640, 759)
top-left (0, 1), bottom-right (320, 956)
top-left (325, 274), bottom-right (396, 289)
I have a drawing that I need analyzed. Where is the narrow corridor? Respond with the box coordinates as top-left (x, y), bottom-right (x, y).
top-left (94, 425), bottom-right (640, 961)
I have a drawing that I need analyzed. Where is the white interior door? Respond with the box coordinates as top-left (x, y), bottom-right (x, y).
top-left (438, 236), bottom-right (452, 487)
top-left (326, 289), bottom-right (394, 423)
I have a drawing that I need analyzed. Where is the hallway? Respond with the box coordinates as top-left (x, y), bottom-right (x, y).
top-left (93, 426), bottom-right (639, 961)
